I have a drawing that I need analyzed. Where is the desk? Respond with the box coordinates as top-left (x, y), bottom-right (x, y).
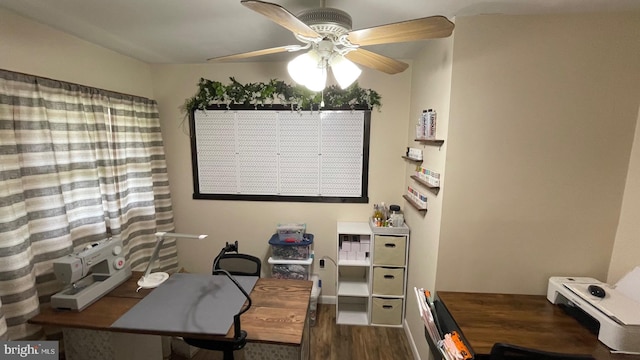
top-left (436, 292), bottom-right (640, 360)
top-left (30, 272), bottom-right (312, 359)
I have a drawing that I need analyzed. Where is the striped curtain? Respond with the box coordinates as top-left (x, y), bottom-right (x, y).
top-left (0, 69), bottom-right (178, 340)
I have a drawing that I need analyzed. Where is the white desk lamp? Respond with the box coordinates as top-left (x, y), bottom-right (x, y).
top-left (137, 231), bottom-right (208, 290)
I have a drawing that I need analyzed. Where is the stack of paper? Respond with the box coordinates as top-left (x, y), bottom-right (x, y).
top-left (414, 287), bottom-right (471, 360)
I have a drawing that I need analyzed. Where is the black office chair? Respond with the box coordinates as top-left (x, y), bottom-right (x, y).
top-left (490, 343), bottom-right (595, 360)
top-left (213, 253), bottom-right (261, 277)
top-left (183, 244), bottom-right (261, 360)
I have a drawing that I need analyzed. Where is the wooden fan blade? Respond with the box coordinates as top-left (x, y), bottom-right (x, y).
top-left (345, 49), bottom-right (409, 74)
top-left (347, 16), bottom-right (454, 46)
top-left (207, 46), bottom-right (293, 62)
top-left (241, 0), bottom-right (320, 39)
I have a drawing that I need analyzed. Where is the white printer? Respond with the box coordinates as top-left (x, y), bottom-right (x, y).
top-left (547, 274), bottom-right (640, 353)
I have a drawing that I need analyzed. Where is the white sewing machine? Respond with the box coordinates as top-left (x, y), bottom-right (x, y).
top-left (51, 237), bottom-right (131, 311)
top-left (547, 276), bottom-right (640, 353)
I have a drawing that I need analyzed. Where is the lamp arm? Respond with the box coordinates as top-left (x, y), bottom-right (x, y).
top-left (143, 234), bottom-right (166, 279)
top-left (212, 242), bottom-right (252, 343)
top-left (217, 267), bottom-right (252, 341)
top-left (155, 232), bottom-right (208, 240)
top-left (143, 232), bottom-right (208, 280)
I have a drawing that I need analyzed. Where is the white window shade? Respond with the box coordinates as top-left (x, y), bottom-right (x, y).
top-left (191, 109), bottom-right (370, 203)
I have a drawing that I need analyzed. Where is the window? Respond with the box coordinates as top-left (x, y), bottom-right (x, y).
top-left (190, 107), bottom-right (370, 203)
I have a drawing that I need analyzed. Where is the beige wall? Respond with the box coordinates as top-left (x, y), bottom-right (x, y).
top-left (149, 63), bottom-right (412, 295)
top-left (436, 13), bottom-right (640, 295)
top-left (0, 8), bottom-right (154, 98)
top-left (609, 105), bottom-right (640, 283)
top-left (404, 37), bottom-right (454, 360)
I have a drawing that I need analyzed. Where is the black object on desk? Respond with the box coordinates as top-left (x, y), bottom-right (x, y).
top-left (184, 241), bottom-right (259, 360)
top-left (425, 293), bottom-right (475, 360)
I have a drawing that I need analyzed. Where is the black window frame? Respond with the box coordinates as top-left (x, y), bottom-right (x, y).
top-left (189, 104), bottom-right (370, 203)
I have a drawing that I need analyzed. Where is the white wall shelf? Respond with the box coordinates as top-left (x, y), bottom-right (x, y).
top-left (337, 280), bottom-right (370, 297)
top-left (337, 259), bottom-right (370, 267)
top-left (336, 300), bottom-right (369, 326)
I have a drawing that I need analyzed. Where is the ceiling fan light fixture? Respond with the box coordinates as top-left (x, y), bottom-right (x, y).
top-left (287, 50), bottom-right (327, 91)
top-left (287, 51), bottom-right (317, 85)
top-left (222, 1), bottom-right (453, 78)
top-left (305, 67), bottom-right (327, 92)
top-left (330, 54), bottom-right (361, 89)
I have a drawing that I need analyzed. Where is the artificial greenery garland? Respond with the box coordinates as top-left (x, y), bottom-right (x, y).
top-left (181, 77), bottom-right (382, 113)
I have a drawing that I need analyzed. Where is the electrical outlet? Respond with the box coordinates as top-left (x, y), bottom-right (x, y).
top-left (319, 259), bottom-right (325, 268)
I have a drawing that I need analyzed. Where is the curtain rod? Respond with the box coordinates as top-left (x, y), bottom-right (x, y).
top-left (0, 68), bottom-right (156, 104)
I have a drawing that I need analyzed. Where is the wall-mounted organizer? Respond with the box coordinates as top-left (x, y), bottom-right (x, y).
top-left (414, 166), bottom-right (440, 187)
top-left (404, 186), bottom-right (428, 214)
top-left (402, 147), bottom-right (423, 163)
top-left (406, 108), bottom-right (444, 213)
top-left (410, 166), bottom-right (441, 196)
top-left (336, 221), bottom-right (410, 327)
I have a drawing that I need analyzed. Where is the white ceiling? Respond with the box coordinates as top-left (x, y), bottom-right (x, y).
top-left (2, 0), bottom-right (639, 64)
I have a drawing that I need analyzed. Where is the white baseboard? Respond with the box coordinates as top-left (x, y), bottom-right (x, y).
top-left (319, 295), bottom-right (336, 304)
top-left (404, 320), bottom-right (421, 360)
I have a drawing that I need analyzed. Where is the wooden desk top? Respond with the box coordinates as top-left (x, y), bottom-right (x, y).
top-left (30, 272), bottom-right (312, 346)
top-left (436, 291), bottom-right (639, 360)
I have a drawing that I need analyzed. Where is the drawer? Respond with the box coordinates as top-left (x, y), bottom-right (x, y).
top-left (271, 263), bottom-right (310, 280)
top-left (372, 267), bottom-right (405, 296)
top-left (373, 235), bottom-right (406, 266)
top-left (371, 297), bottom-right (403, 326)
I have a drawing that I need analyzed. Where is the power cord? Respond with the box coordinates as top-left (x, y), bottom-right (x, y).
top-left (319, 256), bottom-right (336, 269)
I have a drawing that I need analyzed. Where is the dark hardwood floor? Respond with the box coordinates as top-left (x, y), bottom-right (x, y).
top-left (173, 303), bottom-right (414, 360)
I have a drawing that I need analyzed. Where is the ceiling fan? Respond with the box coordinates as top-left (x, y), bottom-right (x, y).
top-left (210, 0), bottom-right (455, 90)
